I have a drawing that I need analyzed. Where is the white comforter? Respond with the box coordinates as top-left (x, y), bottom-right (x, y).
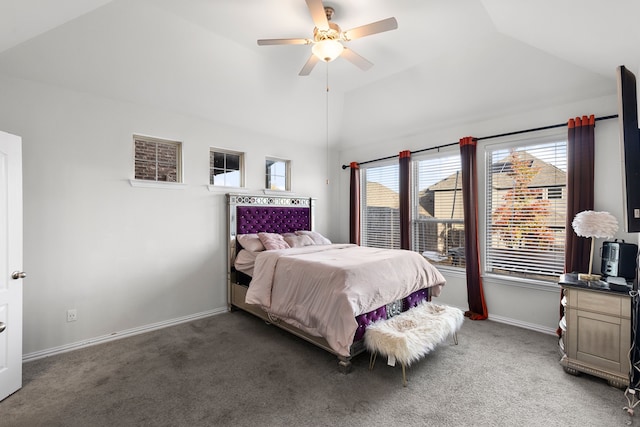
top-left (245, 244), bottom-right (446, 357)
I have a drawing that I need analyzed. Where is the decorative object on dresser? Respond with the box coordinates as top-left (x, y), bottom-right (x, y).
top-left (570, 210), bottom-right (619, 281)
top-left (601, 239), bottom-right (638, 281)
top-left (557, 273), bottom-right (630, 388)
top-left (365, 302), bottom-right (464, 386)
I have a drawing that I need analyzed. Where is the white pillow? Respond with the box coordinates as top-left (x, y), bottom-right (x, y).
top-left (295, 230), bottom-right (331, 245)
top-left (236, 234), bottom-right (265, 252)
top-left (257, 232), bottom-right (290, 250)
top-left (284, 234), bottom-right (315, 248)
top-left (234, 249), bottom-right (258, 276)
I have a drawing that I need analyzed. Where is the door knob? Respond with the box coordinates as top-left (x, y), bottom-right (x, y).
top-left (0, 322), bottom-right (5, 333)
top-left (11, 271), bottom-right (26, 280)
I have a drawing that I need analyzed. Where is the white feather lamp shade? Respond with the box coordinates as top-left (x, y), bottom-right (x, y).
top-left (571, 211), bottom-right (618, 281)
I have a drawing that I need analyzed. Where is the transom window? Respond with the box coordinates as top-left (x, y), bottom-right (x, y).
top-left (265, 158), bottom-right (290, 191)
top-left (210, 148), bottom-right (244, 187)
top-left (134, 135), bottom-right (182, 183)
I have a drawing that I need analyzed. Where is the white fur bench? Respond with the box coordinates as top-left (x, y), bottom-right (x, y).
top-left (364, 301), bottom-right (464, 386)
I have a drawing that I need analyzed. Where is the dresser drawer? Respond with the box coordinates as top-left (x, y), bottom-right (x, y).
top-left (566, 288), bottom-right (630, 318)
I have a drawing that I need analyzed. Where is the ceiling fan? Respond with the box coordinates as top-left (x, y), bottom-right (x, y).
top-left (257, 0), bottom-right (398, 76)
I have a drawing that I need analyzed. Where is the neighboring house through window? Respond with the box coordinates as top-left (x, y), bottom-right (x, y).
top-left (134, 135), bottom-right (182, 183)
top-left (210, 148), bottom-right (244, 187)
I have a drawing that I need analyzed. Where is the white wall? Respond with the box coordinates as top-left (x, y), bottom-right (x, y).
top-left (335, 93), bottom-right (637, 333)
top-left (0, 74), bottom-right (333, 357)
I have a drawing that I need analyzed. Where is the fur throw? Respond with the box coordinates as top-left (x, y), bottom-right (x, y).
top-left (364, 301), bottom-right (464, 366)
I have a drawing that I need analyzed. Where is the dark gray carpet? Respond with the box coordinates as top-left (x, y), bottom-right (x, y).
top-left (0, 310), bottom-right (635, 426)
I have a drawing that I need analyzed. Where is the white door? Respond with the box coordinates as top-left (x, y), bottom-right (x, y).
top-left (0, 130), bottom-right (23, 401)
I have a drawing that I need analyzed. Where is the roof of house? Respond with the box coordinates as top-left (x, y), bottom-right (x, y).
top-left (366, 181), bottom-right (430, 217)
top-left (426, 151), bottom-right (566, 192)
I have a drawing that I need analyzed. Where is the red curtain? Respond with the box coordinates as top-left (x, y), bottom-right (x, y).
top-left (564, 115), bottom-right (595, 273)
top-left (459, 136), bottom-right (488, 320)
top-left (399, 150), bottom-right (411, 250)
top-left (557, 115), bottom-right (595, 336)
top-left (349, 162), bottom-right (361, 245)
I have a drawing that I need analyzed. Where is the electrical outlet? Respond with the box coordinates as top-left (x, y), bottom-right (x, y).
top-left (67, 309), bottom-right (77, 322)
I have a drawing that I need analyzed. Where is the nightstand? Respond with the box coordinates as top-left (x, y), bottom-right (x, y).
top-left (558, 273), bottom-right (631, 388)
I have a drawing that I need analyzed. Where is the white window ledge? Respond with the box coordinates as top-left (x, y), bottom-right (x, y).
top-left (434, 265), bottom-right (467, 278)
top-left (263, 189), bottom-right (294, 196)
top-left (207, 185), bottom-right (249, 193)
top-left (129, 179), bottom-right (187, 190)
top-left (482, 272), bottom-right (559, 292)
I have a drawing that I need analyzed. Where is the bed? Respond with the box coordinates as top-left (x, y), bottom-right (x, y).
top-left (226, 193), bottom-right (446, 372)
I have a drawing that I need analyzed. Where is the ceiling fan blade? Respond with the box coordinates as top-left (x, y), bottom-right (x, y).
top-left (299, 54), bottom-right (320, 76)
top-left (305, 0), bottom-right (329, 30)
top-left (341, 47), bottom-right (373, 71)
top-left (343, 17), bottom-right (398, 41)
top-left (257, 38), bottom-right (311, 46)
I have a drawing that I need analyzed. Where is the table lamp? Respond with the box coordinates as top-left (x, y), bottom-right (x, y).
top-left (571, 210), bottom-right (618, 281)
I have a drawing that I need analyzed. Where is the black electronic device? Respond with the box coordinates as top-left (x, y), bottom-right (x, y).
top-left (616, 65), bottom-right (640, 233)
top-left (601, 239), bottom-right (638, 280)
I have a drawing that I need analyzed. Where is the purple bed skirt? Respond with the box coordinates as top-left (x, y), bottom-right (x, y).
top-left (353, 288), bottom-right (430, 342)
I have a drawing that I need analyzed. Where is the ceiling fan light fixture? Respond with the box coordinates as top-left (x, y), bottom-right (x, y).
top-left (312, 39), bottom-right (343, 62)
top-left (257, 0), bottom-right (398, 75)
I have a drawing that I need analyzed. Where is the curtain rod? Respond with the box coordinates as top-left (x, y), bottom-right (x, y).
top-left (341, 114), bottom-right (618, 169)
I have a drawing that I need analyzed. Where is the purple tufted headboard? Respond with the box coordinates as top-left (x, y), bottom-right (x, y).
top-left (236, 206), bottom-right (311, 235)
top-left (227, 194), bottom-right (315, 264)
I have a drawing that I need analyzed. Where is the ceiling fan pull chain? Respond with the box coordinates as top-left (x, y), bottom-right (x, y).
top-left (326, 62), bottom-right (330, 185)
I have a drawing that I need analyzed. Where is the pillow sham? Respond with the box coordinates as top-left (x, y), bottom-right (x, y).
top-left (295, 230), bottom-right (331, 245)
top-left (284, 233), bottom-right (315, 248)
top-left (234, 249), bottom-right (258, 276)
top-left (236, 234), bottom-right (265, 252)
top-left (257, 232), bottom-right (290, 250)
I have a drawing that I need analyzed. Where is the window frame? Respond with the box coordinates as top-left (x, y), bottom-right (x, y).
top-left (209, 147), bottom-right (245, 189)
top-left (359, 159), bottom-right (401, 249)
top-left (265, 157), bottom-right (291, 192)
top-left (132, 134), bottom-right (183, 184)
top-left (411, 148), bottom-right (466, 270)
top-left (482, 129), bottom-right (568, 283)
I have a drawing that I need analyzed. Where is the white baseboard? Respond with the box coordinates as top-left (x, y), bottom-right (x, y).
top-left (487, 312), bottom-right (557, 335)
top-left (22, 307), bottom-right (227, 363)
top-left (22, 306), bottom-right (556, 363)
top-left (443, 303), bottom-right (557, 336)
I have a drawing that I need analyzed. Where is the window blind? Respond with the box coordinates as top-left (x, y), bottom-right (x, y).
top-left (413, 154), bottom-right (465, 267)
top-left (361, 164), bottom-right (400, 249)
top-left (486, 140), bottom-right (567, 280)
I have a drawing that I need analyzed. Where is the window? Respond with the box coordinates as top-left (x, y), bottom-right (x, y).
top-left (548, 187), bottom-right (563, 199)
top-left (413, 153), bottom-right (465, 268)
top-left (485, 137), bottom-right (567, 280)
top-left (134, 135), bottom-right (182, 182)
top-left (265, 158), bottom-right (290, 191)
top-left (210, 148), bottom-right (244, 187)
top-left (361, 163), bottom-right (400, 249)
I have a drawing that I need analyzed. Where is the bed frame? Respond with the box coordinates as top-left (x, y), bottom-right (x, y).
top-left (226, 193), bottom-right (430, 372)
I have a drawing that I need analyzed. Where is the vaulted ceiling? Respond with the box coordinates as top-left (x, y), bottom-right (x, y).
top-left (1, 0), bottom-right (638, 150)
